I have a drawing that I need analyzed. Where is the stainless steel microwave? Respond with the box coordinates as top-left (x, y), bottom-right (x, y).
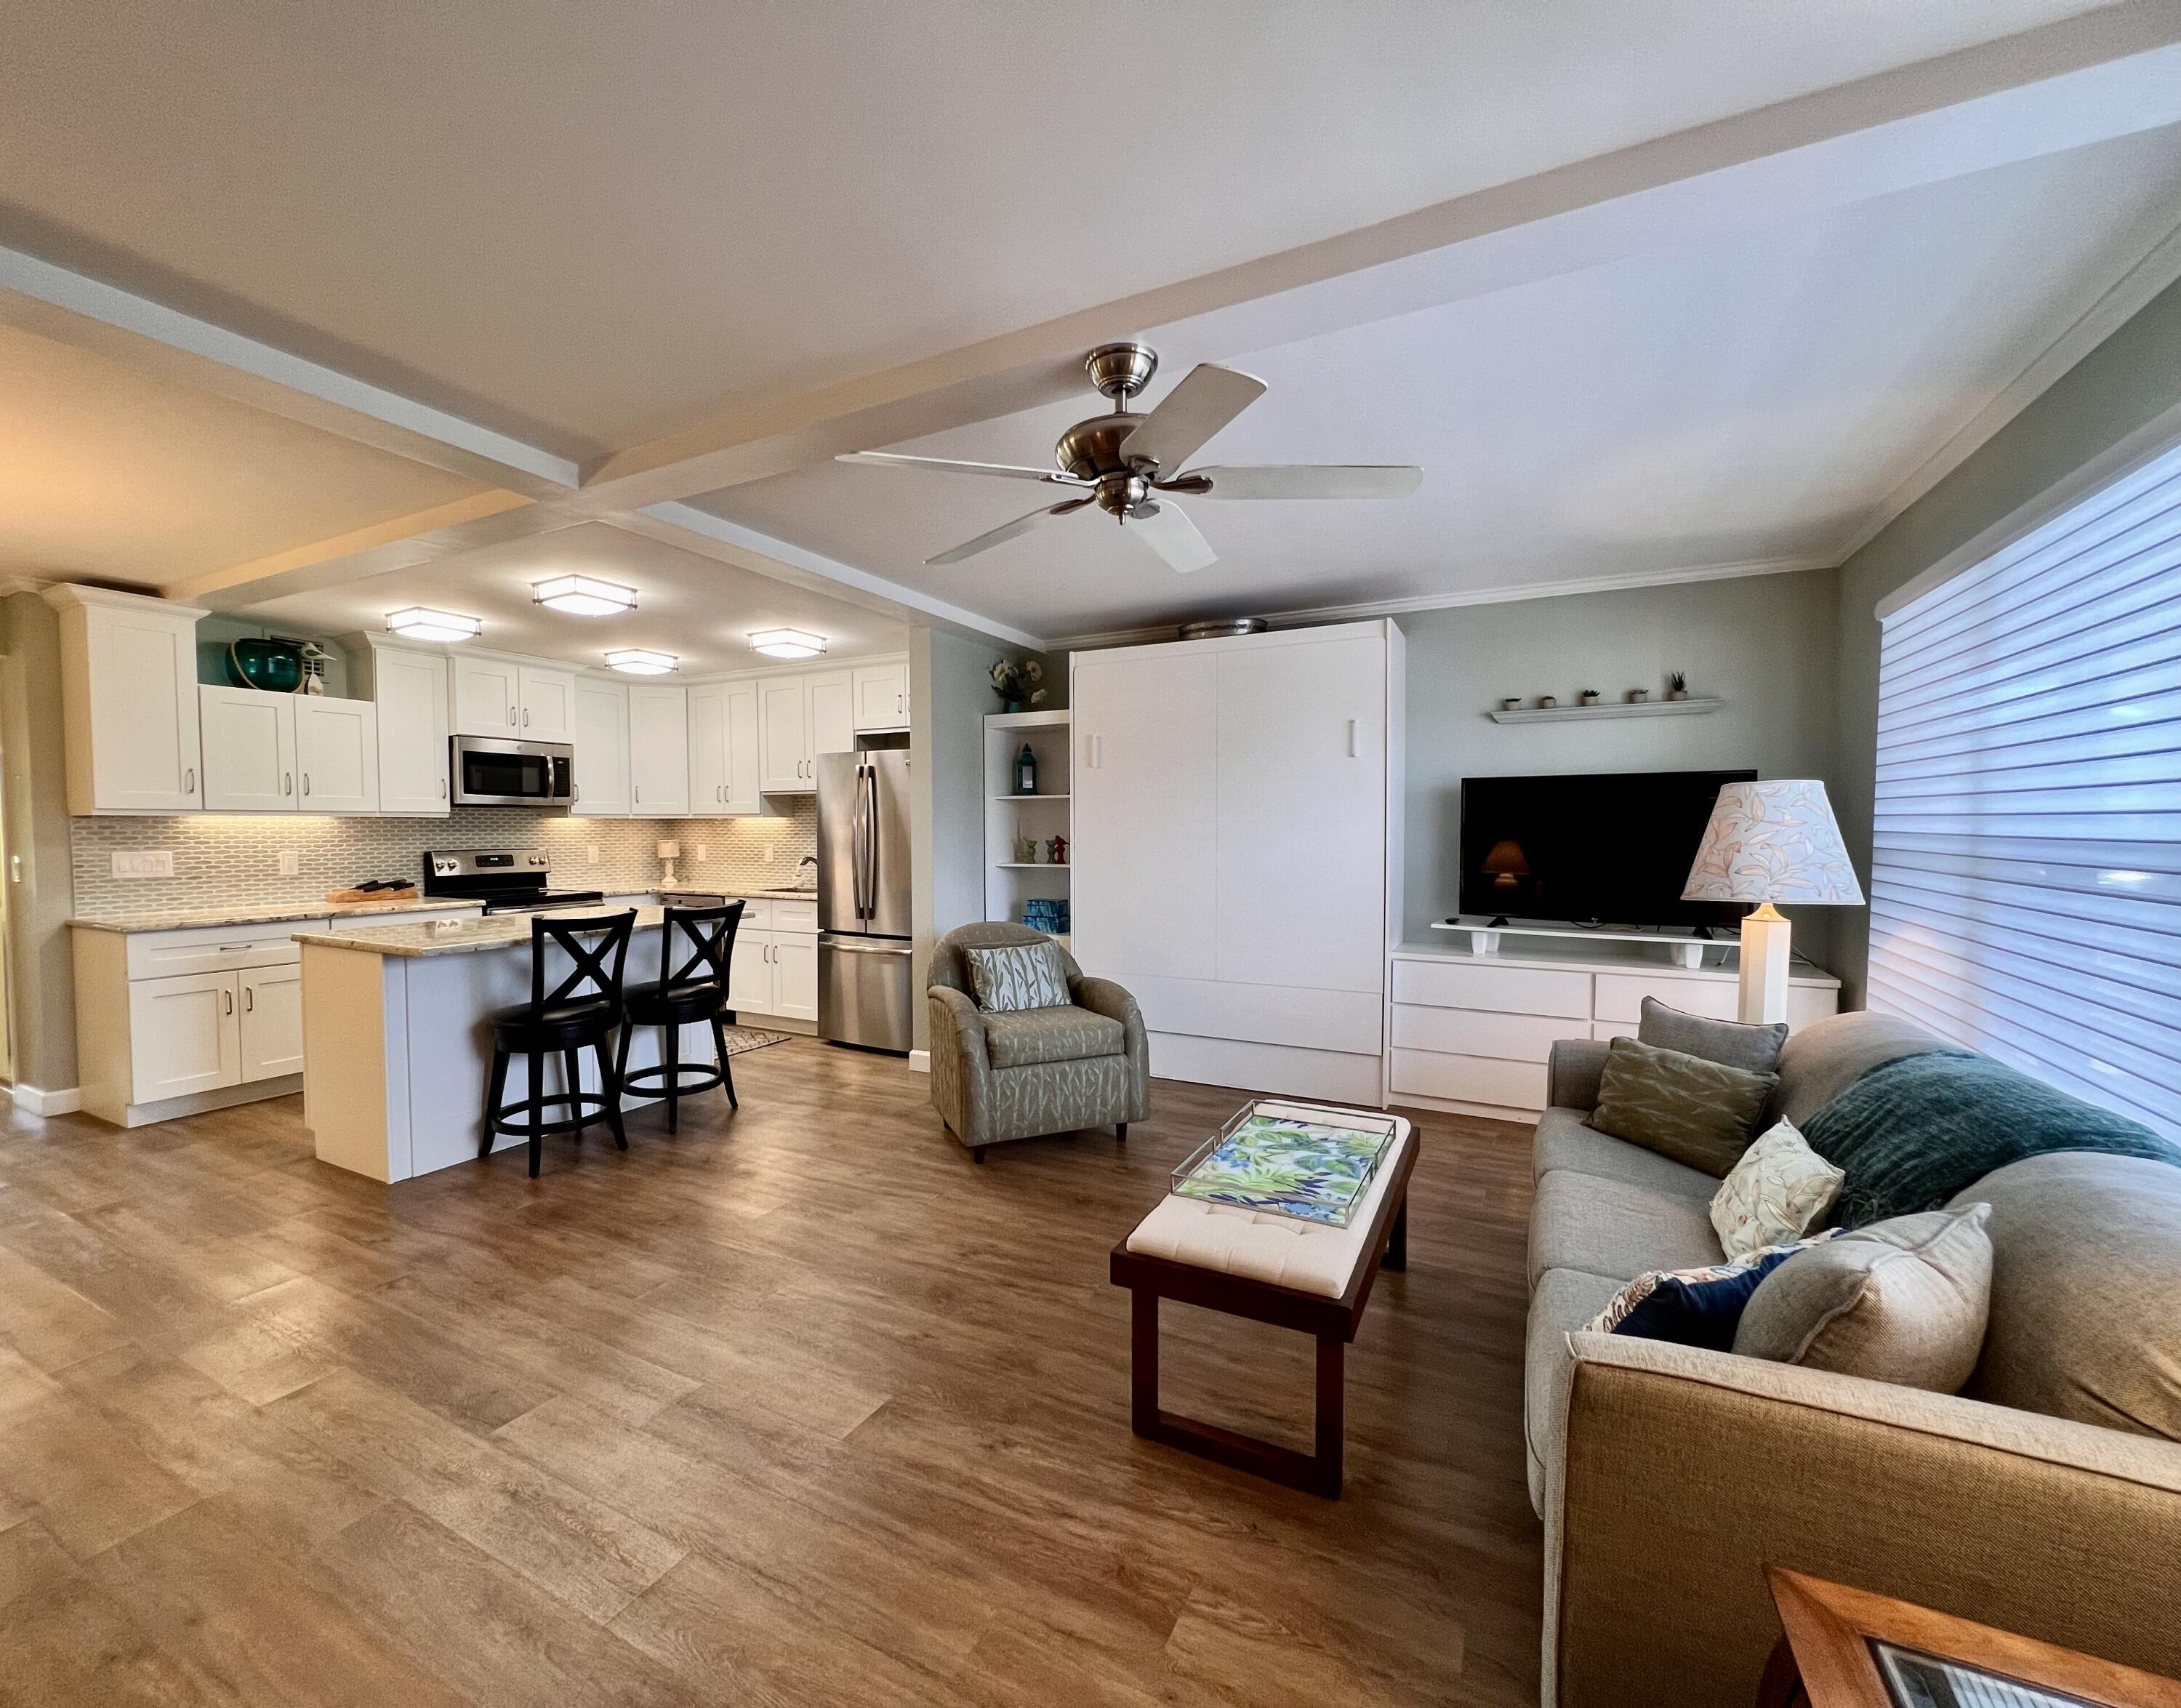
top-left (450, 736), bottom-right (574, 807)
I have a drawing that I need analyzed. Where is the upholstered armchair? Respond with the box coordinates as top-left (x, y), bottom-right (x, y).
top-left (927, 923), bottom-right (1149, 1161)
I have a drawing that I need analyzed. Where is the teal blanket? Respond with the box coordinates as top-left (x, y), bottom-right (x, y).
top-left (1803, 1049), bottom-right (2181, 1228)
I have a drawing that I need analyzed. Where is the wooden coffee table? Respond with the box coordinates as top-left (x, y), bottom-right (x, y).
top-left (1108, 1123), bottom-right (1414, 1498)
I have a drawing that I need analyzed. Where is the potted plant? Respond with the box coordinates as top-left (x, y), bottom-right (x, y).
top-left (1666, 671), bottom-right (1689, 702)
top-left (989, 656), bottom-right (1049, 713)
top-left (1578, 689), bottom-right (1600, 707)
top-left (1627, 687), bottom-right (1650, 703)
top-left (1499, 695), bottom-right (1521, 713)
top-left (1536, 694), bottom-right (1557, 710)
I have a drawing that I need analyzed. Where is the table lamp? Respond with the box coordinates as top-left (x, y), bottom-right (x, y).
top-left (1682, 780), bottom-right (1863, 1025)
top-left (657, 838), bottom-right (680, 887)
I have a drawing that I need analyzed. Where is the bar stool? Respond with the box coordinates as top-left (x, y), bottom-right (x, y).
top-left (615, 900), bottom-right (744, 1133)
top-left (480, 910), bottom-right (635, 1177)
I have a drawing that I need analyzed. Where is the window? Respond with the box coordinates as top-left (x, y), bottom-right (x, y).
top-left (1869, 441), bottom-right (2181, 1142)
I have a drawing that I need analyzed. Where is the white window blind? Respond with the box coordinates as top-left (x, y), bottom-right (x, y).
top-left (1870, 440), bottom-right (2181, 1142)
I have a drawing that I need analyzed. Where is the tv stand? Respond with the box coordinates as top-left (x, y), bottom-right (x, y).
top-left (1431, 918), bottom-right (1727, 969)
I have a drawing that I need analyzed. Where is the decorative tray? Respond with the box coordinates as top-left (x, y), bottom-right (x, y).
top-left (1170, 1100), bottom-right (1400, 1228)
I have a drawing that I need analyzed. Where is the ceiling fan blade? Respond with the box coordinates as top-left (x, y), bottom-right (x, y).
top-left (925, 496), bottom-right (1093, 566)
top-left (1119, 364), bottom-right (1267, 475)
top-left (838, 451), bottom-right (1078, 485)
top-left (1127, 501), bottom-right (1218, 574)
top-left (1170, 465), bottom-right (1422, 501)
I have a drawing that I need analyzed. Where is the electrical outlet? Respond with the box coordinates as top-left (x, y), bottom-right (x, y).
top-left (277, 851), bottom-right (300, 877)
top-left (694, 843), bottom-right (708, 861)
top-left (763, 844), bottom-right (774, 865)
top-left (586, 844), bottom-right (600, 865)
top-left (112, 851), bottom-right (174, 879)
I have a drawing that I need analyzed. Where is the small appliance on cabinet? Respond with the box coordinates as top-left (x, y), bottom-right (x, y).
top-left (816, 749), bottom-right (912, 1053)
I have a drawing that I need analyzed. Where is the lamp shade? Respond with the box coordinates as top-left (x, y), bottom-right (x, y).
top-left (1682, 780), bottom-right (1863, 906)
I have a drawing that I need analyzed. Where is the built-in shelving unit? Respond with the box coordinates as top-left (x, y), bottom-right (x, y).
top-left (1487, 695), bottom-right (1725, 725)
top-left (984, 709), bottom-right (1072, 949)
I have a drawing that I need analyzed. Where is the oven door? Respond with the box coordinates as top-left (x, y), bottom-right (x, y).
top-left (451, 737), bottom-right (574, 806)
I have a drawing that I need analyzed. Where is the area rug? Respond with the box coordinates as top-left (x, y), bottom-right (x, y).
top-left (720, 1025), bottom-right (795, 1056)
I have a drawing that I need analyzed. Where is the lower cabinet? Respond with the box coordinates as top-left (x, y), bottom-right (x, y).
top-left (120, 968), bottom-right (302, 1107)
top-left (722, 899), bottom-right (819, 1022)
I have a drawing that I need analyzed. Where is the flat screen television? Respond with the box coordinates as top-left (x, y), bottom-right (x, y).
top-left (1458, 769), bottom-right (1756, 931)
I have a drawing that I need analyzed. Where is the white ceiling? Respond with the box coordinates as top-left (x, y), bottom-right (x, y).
top-left (0, 0), bottom-right (2114, 460)
top-left (699, 122), bottom-right (2181, 641)
top-left (239, 521), bottom-right (907, 673)
top-left (0, 322), bottom-right (484, 583)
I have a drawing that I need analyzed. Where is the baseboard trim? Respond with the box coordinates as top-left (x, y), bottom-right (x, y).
top-left (6, 1083), bottom-right (82, 1117)
top-left (907, 1049), bottom-right (931, 1075)
top-left (1388, 1089), bottom-right (1538, 1125)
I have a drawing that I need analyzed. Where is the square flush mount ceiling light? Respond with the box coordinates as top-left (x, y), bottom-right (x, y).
top-left (533, 574), bottom-right (637, 617)
top-left (604, 649), bottom-right (678, 675)
top-left (749, 628), bottom-right (827, 659)
top-left (385, 606), bottom-right (482, 643)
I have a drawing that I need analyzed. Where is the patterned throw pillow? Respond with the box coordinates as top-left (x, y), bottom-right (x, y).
top-left (1586, 1035), bottom-right (1779, 1176)
top-left (1709, 1119), bottom-right (1845, 1259)
top-left (963, 941), bottom-right (1071, 1014)
top-left (1588, 1232), bottom-right (1841, 1352)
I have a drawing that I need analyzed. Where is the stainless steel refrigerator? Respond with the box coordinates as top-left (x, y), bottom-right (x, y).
top-left (816, 749), bottom-right (913, 1053)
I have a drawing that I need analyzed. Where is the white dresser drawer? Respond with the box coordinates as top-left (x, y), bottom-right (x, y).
top-left (1391, 1004), bottom-right (1578, 1065)
top-left (1390, 1047), bottom-right (1547, 1113)
top-left (126, 921), bottom-right (309, 981)
top-left (1391, 958), bottom-right (1591, 1019)
top-left (769, 899), bottom-right (819, 935)
top-left (1593, 972), bottom-right (1738, 1025)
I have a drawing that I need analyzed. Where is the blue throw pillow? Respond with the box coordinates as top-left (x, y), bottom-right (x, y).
top-left (1589, 1235), bottom-right (1838, 1352)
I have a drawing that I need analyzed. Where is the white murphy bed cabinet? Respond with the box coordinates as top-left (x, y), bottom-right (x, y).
top-left (46, 585), bottom-right (209, 815)
top-left (1070, 620), bottom-right (1403, 1106)
top-left (70, 905), bottom-right (484, 1126)
top-left (1388, 939), bottom-right (1840, 1120)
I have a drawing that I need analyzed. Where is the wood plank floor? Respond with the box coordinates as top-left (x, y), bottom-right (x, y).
top-left (0, 1041), bottom-right (1541, 1707)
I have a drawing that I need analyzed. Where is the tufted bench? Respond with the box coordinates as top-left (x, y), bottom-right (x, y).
top-left (1109, 1110), bottom-right (1415, 1497)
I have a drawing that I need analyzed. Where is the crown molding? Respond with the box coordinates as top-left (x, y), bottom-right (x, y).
top-left (1043, 556), bottom-right (1829, 652)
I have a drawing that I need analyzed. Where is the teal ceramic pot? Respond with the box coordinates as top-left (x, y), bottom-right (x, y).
top-left (226, 638), bottom-right (305, 692)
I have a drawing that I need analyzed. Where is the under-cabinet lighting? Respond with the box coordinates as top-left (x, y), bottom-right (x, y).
top-left (533, 574), bottom-right (638, 617)
top-left (385, 606), bottom-right (482, 643)
top-left (749, 628), bottom-right (827, 659)
top-left (605, 649), bottom-right (678, 675)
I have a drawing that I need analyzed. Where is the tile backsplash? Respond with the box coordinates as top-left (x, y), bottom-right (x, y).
top-left (70, 802), bottom-right (818, 918)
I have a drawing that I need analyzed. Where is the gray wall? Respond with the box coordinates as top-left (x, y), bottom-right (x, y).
top-left (1, 593), bottom-right (79, 1094)
top-left (1399, 569), bottom-right (1841, 954)
top-left (1829, 276), bottom-right (2181, 1006)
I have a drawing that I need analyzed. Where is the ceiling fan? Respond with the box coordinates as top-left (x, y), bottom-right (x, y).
top-left (835, 342), bottom-right (1422, 574)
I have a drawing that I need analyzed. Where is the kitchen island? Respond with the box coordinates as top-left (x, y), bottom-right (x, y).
top-left (297, 905), bottom-right (747, 1182)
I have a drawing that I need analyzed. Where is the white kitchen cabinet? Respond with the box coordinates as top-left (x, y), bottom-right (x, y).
top-left (451, 654), bottom-right (521, 736)
top-left (726, 930), bottom-right (775, 1014)
top-left (723, 681), bottom-right (761, 815)
top-left (518, 665), bottom-right (576, 743)
top-left (629, 683), bottom-right (690, 816)
top-left (293, 696), bottom-right (380, 814)
top-left (571, 678), bottom-right (631, 817)
top-left (808, 670), bottom-right (854, 757)
top-left (126, 971), bottom-right (242, 1102)
top-left (852, 660), bottom-right (910, 731)
top-left (758, 675), bottom-right (811, 793)
top-left (238, 964), bottom-right (305, 1079)
top-left (771, 934), bottom-right (818, 1022)
top-left (363, 643), bottom-right (450, 816)
top-left (688, 682), bottom-right (729, 815)
top-left (200, 686), bottom-right (297, 812)
top-left (45, 585), bottom-right (207, 814)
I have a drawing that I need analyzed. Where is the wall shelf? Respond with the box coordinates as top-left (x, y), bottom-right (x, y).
top-left (1488, 696), bottom-right (1725, 724)
top-left (989, 793), bottom-right (1070, 801)
top-left (995, 862), bottom-right (1070, 871)
top-left (985, 711), bottom-right (1073, 939)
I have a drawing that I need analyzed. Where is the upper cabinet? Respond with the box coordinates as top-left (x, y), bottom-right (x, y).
top-left (46, 585), bottom-right (207, 814)
top-left (293, 696), bottom-right (380, 814)
top-left (198, 687), bottom-right (379, 816)
top-left (516, 665), bottom-right (575, 743)
top-left (808, 669), bottom-right (854, 757)
top-left (690, 680), bottom-right (766, 816)
top-left (722, 681), bottom-right (761, 815)
top-left (571, 678), bottom-right (631, 817)
top-left (853, 660), bottom-right (910, 731)
top-left (628, 683), bottom-right (690, 816)
top-left (356, 641), bottom-right (449, 816)
top-left (755, 667), bottom-right (859, 793)
top-left (449, 654), bottom-right (574, 742)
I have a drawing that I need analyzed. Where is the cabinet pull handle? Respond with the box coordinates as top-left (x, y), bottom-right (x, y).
top-left (223, 987), bottom-right (233, 1015)
top-left (283, 771), bottom-right (292, 796)
top-left (245, 986), bottom-right (254, 1013)
top-left (523, 708), bottom-right (530, 727)
top-left (302, 775), bottom-right (310, 797)
top-left (185, 766), bottom-right (196, 795)
top-left (1347, 718), bottom-right (1359, 758)
top-left (440, 778), bottom-right (446, 798)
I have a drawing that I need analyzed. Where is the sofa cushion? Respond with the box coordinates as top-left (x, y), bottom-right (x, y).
top-left (1774, 1008), bottom-right (1951, 1127)
top-left (963, 940), bottom-right (1072, 1013)
top-left (1587, 1036), bottom-right (1778, 1176)
top-left (1638, 995), bottom-right (1787, 1075)
top-left (1957, 1152), bottom-right (2181, 1443)
top-left (1524, 1267), bottom-right (1626, 1516)
top-left (1529, 1168), bottom-right (1724, 1288)
top-left (1708, 1119), bottom-right (1844, 1259)
top-left (1734, 1204), bottom-right (1993, 1392)
top-left (1589, 1243), bottom-right (1814, 1350)
top-left (983, 1005), bottom-right (1125, 1069)
top-left (1533, 1109), bottom-right (1717, 1203)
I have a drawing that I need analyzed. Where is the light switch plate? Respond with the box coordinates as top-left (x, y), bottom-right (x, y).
top-left (694, 843), bottom-right (708, 861)
top-left (586, 845), bottom-right (600, 865)
top-left (277, 851), bottom-right (300, 877)
top-left (763, 845), bottom-right (774, 864)
top-left (112, 850), bottom-right (174, 878)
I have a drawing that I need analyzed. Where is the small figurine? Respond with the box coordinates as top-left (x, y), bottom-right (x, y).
top-left (1047, 834), bottom-right (1068, 866)
top-left (1015, 835), bottom-right (1039, 864)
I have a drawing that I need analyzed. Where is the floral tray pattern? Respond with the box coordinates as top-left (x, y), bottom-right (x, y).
top-left (1171, 1102), bottom-right (1398, 1228)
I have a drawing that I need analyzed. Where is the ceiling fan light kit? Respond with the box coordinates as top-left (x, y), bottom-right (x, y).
top-left (533, 574), bottom-right (638, 617)
top-left (385, 606), bottom-right (482, 643)
top-left (835, 342), bottom-right (1422, 574)
top-left (750, 628), bottom-right (827, 659)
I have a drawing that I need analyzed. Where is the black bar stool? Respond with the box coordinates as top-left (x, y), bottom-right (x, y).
top-left (480, 910), bottom-right (635, 1177)
top-left (614, 900), bottom-right (744, 1132)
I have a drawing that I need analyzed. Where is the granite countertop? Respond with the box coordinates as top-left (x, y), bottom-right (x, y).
top-left (68, 895), bottom-right (489, 934)
top-left (296, 904), bottom-right (675, 958)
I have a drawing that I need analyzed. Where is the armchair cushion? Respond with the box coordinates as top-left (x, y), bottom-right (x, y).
top-left (984, 1005), bottom-right (1125, 1070)
top-left (963, 939), bottom-right (1072, 1012)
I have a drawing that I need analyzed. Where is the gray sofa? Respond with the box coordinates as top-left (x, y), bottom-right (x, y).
top-left (1529, 1009), bottom-right (2181, 1708)
top-left (927, 923), bottom-right (1149, 1160)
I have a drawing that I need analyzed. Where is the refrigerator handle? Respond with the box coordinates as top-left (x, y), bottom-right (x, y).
top-left (860, 761), bottom-right (880, 921)
top-left (851, 762), bottom-right (871, 921)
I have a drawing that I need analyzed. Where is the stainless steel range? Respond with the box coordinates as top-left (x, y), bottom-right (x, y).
top-left (421, 849), bottom-right (606, 915)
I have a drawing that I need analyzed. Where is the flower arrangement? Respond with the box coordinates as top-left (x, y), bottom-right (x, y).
top-left (990, 656), bottom-right (1046, 710)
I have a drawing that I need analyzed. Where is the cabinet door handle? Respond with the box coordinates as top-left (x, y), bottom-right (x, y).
top-left (523, 707), bottom-right (530, 728)
top-left (897, 692), bottom-right (904, 715)
top-left (283, 771), bottom-right (292, 796)
top-left (302, 774), bottom-right (310, 797)
top-left (440, 777), bottom-right (446, 798)
top-left (1347, 718), bottom-right (1359, 758)
top-left (244, 986), bottom-right (255, 1013)
top-left (508, 705), bottom-right (517, 726)
top-left (185, 766), bottom-right (196, 795)
top-left (223, 987), bottom-right (233, 1016)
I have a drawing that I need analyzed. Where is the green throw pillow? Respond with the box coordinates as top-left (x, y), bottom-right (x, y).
top-left (962, 941), bottom-right (1070, 1013)
top-left (1586, 1035), bottom-right (1779, 1176)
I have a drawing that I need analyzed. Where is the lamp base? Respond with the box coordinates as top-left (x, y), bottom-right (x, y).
top-left (1738, 903), bottom-right (1792, 1025)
